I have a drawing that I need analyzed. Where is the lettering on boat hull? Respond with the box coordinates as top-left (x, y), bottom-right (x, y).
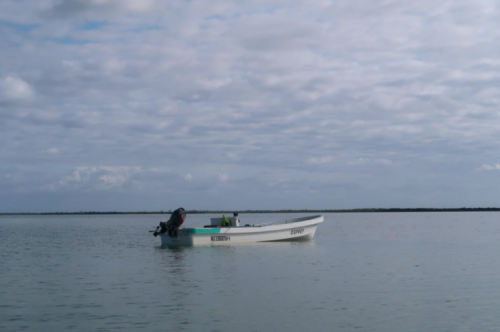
top-left (290, 228), bottom-right (305, 235)
top-left (211, 236), bottom-right (231, 242)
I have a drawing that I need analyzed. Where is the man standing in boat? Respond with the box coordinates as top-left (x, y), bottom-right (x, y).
top-left (233, 212), bottom-right (240, 227)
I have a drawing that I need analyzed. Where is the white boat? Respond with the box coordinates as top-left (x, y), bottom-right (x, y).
top-left (157, 215), bottom-right (324, 246)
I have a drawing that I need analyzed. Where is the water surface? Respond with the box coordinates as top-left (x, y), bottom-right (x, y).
top-left (2, 212), bottom-right (500, 331)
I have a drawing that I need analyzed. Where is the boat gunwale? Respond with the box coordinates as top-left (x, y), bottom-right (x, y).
top-left (179, 215), bottom-right (324, 236)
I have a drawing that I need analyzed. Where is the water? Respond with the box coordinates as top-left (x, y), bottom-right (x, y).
top-left (2, 212), bottom-right (500, 331)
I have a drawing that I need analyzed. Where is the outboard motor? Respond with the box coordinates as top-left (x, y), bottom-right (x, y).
top-left (153, 208), bottom-right (186, 238)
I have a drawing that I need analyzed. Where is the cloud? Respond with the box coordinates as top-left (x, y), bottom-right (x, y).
top-left (306, 156), bottom-right (333, 164)
top-left (376, 159), bottom-right (394, 166)
top-left (46, 0), bottom-right (156, 18)
top-left (268, 178), bottom-right (289, 188)
top-left (46, 166), bottom-right (220, 194)
top-left (0, 77), bottom-right (35, 103)
top-left (50, 166), bottom-right (142, 191)
top-left (2, 0), bottom-right (500, 211)
top-left (42, 147), bottom-right (59, 154)
top-left (348, 158), bottom-right (394, 166)
top-left (478, 164), bottom-right (500, 171)
top-left (218, 173), bottom-right (228, 182)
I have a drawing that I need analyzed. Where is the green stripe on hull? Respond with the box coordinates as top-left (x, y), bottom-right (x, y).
top-left (186, 228), bottom-right (222, 234)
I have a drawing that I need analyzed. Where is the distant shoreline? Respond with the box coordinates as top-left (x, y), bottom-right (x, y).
top-left (2, 208), bottom-right (500, 216)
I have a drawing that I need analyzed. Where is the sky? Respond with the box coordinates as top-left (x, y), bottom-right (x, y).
top-left (1, 0), bottom-right (500, 213)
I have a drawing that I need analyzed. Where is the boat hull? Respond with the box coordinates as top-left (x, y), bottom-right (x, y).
top-left (159, 215), bottom-right (324, 246)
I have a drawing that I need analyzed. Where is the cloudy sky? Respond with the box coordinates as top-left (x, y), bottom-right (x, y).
top-left (1, 0), bottom-right (499, 212)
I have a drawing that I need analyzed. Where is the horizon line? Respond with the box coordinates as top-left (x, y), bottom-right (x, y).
top-left (2, 207), bottom-right (500, 215)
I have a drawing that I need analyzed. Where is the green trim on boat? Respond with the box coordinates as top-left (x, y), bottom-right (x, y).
top-left (186, 228), bottom-right (222, 234)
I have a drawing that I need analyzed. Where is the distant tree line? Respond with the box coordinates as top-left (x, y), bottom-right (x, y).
top-left (2, 207), bottom-right (500, 216)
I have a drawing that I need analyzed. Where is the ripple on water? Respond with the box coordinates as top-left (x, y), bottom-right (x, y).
top-left (3, 213), bottom-right (500, 331)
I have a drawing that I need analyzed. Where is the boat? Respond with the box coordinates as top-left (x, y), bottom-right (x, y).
top-left (155, 215), bottom-right (324, 246)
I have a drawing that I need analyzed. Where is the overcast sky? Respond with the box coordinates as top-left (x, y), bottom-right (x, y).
top-left (1, 0), bottom-right (499, 212)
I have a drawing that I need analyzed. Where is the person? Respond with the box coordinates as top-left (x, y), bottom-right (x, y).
top-left (233, 212), bottom-right (240, 226)
top-left (220, 215), bottom-right (231, 227)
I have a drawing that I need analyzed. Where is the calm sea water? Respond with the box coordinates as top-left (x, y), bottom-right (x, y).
top-left (2, 212), bottom-right (500, 331)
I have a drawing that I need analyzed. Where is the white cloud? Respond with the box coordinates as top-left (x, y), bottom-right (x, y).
top-left (0, 77), bottom-right (35, 102)
top-left (47, 0), bottom-right (157, 17)
top-left (306, 156), bottom-right (333, 164)
top-left (53, 166), bottom-right (90, 189)
top-left (51, 166), bottom-right (142, 191)
top-left (184, 173), bottom-right (193, 181)
top-left (348, 158), bottom-right (394, 166)
top-left (117, 0), bottom-right (155, 13)
top-left (99, 173), bottom-right (125, 186)
top-left (226, 152), bottom-right (240, 161)
top-left (103, 58), bottom-right (125, 73)
top-left (269, 178), bottom-right (289, 188)
top-left (218, 173), bottom-right (228, 182)
top-left (478, 164), bottom-right (500, 171)
top-left (42, 148), bottom-right (59, 154)
top-left (348, 158), bottom-right (371, 166)
top-left (2, 0), bottom-right (500, 211)
top-left (376, 159), bottom-right (394, 166)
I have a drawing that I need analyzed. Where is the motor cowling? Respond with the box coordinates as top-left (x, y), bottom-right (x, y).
top-left (153, 208), bottom-right (186, 237)
top-left (169, 208), bottom-right (186, 228)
